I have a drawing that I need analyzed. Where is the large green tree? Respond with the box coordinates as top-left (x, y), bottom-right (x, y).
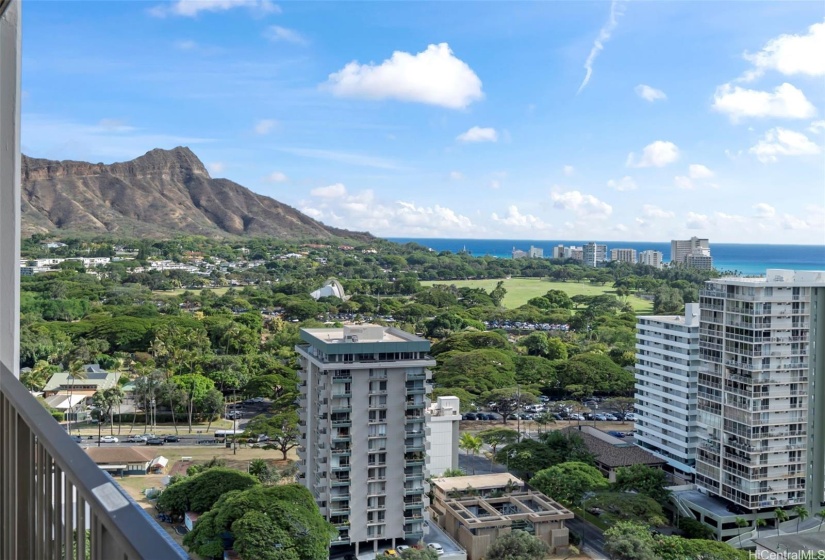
top-left (157, 468), bottom-right (259, 516)
top-left (530, 462), bottom-right (608, 506)
top-left (246, 411), bottom-right (300, 460)
top-left (184, 484), bottom-right (335, 560)
top-left (485, 529), bottom-right (548, 560)
top-left (614, 464), bottom-right (671, 505)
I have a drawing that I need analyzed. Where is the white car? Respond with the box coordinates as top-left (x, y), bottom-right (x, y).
top-left (396, 545), bottom-right (410, 553)
top-left (100, 436), bottom-right (118, 443)
top-left (427, 543), bottom-right (444, 556)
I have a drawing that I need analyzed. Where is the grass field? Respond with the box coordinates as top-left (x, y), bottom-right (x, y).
top-left (421, 278), bottom-right (654, 314)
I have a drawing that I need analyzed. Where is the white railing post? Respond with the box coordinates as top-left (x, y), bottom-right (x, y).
top-left (0, 0), bottom-right (21, 377)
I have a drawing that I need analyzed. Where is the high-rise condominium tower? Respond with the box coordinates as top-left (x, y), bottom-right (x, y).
top-left (695, 270), bottom-right (825, 515)
top-left (634, 303), bottom-right (700, 477)
top-left (582, 242), bottom-right (607, 267)
top-left (296, 325), bottom-right (435, 555)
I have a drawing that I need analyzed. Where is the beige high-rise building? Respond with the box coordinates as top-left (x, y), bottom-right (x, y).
top-left (296, 325), bottom-right (435, 555)
top-left (638, 250), bottom-right (663, 269)
top-left (610, 248), bottom-right (637, 264)
top-left (671, 237), bottom-right (710, 266)
top-left (695, 270), bottom-right (825, 517)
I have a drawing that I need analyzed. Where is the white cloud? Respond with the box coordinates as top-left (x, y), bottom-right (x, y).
top-left (263, 25), bottom-right (308, 45)
top-left (311, 183), bottom-right (347, 198)
top-left (809, 120), bottom-right (825, 134)
top-left (324, 43), bottom-right (483, 109)
top-left (674, 176), bottom-right (694, 190)
top-left (456, 126), bottom-right (498, 143)
top-left (606, 176), bottom-right (637, 191)
top-left (753, 203), bottom-right (776, 218)
top-left (742, 20), bottom-right (825, 81)
top-left (489, 180), bottom-right (501, 190)
top-left (642, 204), bottom-right (675, 219)
top-left (265, 171), bottom-right (288, 183)
top-left (614, 224), bottom-right (628, 232)
top-left (578, 0), bottom-right (625, 93)
top-left (635, 84), bottom-right (667, 102)
top-left (207, 162), bottom-right (225, 174)
top-left (712, 83), bottom-right (816, 122)
top-left (97, 119), bottom-right (135, 133)
top-left (254, 119), bottom-right (278, 135)
top-left (149, 0), bottom-right (279, 18)
top-left (491, 206), bottom-right (551, 230)
top-left (686, 212), bottom-right (710, 229)
top-left (749, 127), bottom-right (822, 163)
top-left (626, 140), bottom-right (680, 168)
top-left (550, 190), bottom-right (612, 219)
top-left (781, 213), bottom-right (809, 230)
top-left (449, 171), bottom-right (464, 181)
top-left (563, 165), bottom-right (575, 177)
top-left (689, 164), bottom-right (714, 179)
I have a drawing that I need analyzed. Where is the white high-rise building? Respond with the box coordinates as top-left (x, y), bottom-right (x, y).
top-left (638, 250), bottom-right (663, 269)
top-left (610, 248), bottom-right (637, 264)
top-left (635, 304), bottom-right (701, 477)
top-left (582, 242), bottom-right (607, 267)
top-left (426, 396), bottom-right (461, 477)
top-left (552, 245), bottom-right (566, 259)
top-left (296, 325), bottom-right (436, 554)
top-left (529, 246), bottom-right (544, 259)
top-left (695, 270), bottom-right (825, 516)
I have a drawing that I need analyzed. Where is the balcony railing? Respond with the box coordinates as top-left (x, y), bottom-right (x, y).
top-left (0, 363), bottom-right (189, 560)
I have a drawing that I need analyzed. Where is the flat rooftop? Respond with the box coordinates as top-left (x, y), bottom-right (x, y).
top-left (300, 324), bottom-right (431, 353)
top-left (674, 489), bottom-right (733, 518)
top-left (711, 269), bottom-right (825, 287)
top-left (431, 473), bottom-right (523, 493)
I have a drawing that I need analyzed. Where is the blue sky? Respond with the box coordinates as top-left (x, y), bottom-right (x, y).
top-left (21, 0), bottom-right (825, 243)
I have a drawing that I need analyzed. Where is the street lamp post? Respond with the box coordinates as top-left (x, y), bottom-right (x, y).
top-left (97, 418), bottom-right (102, 447)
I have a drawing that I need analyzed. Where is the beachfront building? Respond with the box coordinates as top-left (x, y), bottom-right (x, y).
top-left (512, 247), bottom-right (528, 259)
top-left (529, 245), bottom-right (544, 258)
top-left (569, 247), bottom-right (583, 261)
top-left (610, 248), bottom-right (637, 264)
top-left (638, 250), bottom-right (663, 269)
top-left (671, 237), bottom-right (710, 265)
top-left (634, 304), bottom-right (701, 477)
top-left (686, 248), bottom-right (714, 270)
top-left (582, 242), bottom-right (607, 267)
top-left (552, 245), bottom-right (566, 259)
top-left (694, 270), bottom-right (825, 519)
top-left (295, 325), bottom-right (435, 554)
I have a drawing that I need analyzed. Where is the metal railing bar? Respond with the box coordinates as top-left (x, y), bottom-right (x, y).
top-left (1, 363), bottom-right (188, 559)
top-left (54, 464), bottom-right (64, 560)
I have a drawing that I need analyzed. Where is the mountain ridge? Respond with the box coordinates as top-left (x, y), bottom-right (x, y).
top-left (21, 147), bottom-right (371, 241)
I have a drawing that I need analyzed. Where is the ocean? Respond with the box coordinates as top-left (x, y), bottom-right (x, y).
top-left (385, 238), bottom-right (825, 276)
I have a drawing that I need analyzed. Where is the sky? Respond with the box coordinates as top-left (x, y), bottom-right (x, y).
top-left (20, 0), bottom-right (825, 244)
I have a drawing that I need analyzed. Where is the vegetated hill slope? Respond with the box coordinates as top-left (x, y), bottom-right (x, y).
top-left (21, 146), bottom-right (371, 240)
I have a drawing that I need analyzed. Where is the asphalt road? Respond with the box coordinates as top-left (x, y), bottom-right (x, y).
top-left (567, 517), bottom-right (607, 560)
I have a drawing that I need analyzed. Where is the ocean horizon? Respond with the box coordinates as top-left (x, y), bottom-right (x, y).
top-left (386, 238), bottom-right (825, 276)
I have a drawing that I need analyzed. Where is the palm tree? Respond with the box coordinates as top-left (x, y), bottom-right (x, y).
top-left (794, 505), bottom-right (809, 533)
top-left (21, 360), bottom-right (55, 391)
top-left (735, 517), bottom-right (748, 548)
top-left (775, 508), bottom-right (789, 537)
top-left (458, 433), bottom-right (483, 474)
top-left (816, 510), bottom-right (825, 532)
top-left (66, 361), bottom-right (88, 435)
top-left (756, 517), bottom-right (767, 536)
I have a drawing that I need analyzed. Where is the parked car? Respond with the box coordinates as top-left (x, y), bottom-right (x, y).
top-left (226, 411), bottom-right (242, 419)
top-left (396, 545), bottom-right (410, 553)
top-left (163, 435), bottom-right (180, 443)
top-left (569, 413), bottom-right (585, 421)
top-left (624, 413), bottom-right (637, 421)
top-left (71, 435), bottom-right (83, 443)
top-left (146, 438), bottom-right (165, 446)
top-left (462, 413), bottom-right (477, 421)
top-left (478, 413), bottom-right (495, 421)
top-left (428, 543), bottom-right (445, 556)
top-left (125, 435), bottom-right (146, 443)
top-left (100, 436), bottom-right (118, 443)
top-left (607, 431), bottom-right (626, 438)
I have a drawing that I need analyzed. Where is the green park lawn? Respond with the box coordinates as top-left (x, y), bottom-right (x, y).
top-left (421, 277), bottom-right (654, 314)
top-left (151, 286), bottom-right (231, 297)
